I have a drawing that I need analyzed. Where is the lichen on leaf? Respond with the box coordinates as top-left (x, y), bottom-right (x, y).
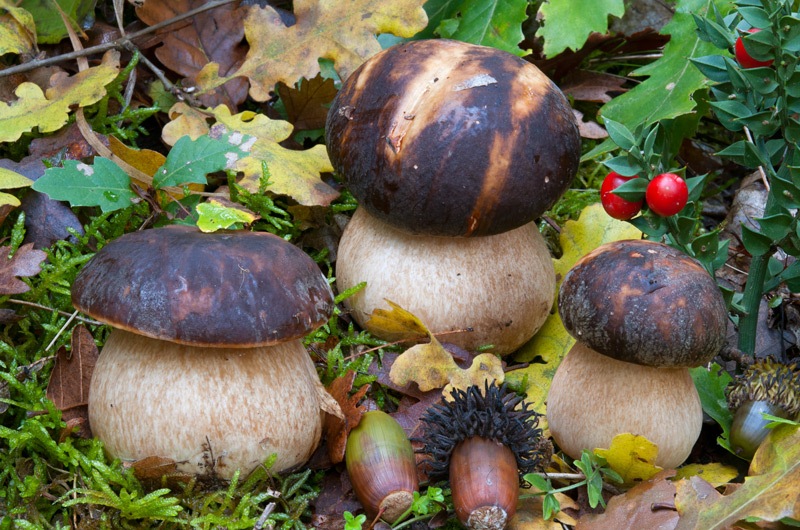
top-left (162, 104), bottom-right (338, 207)
top-left (195, 0), bottom-right (428, 101)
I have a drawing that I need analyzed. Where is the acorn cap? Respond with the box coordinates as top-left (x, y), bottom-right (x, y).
top-left (558, 239), bottom-right (728, 367)
top-left (727, 358), bottom-right (800, 416)
top-left (72, 225), bottom-right (334, 347)
top-left (326, 39), bottom-right (580, 237)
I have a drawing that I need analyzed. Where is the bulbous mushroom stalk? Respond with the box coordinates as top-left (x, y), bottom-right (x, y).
top-left (419, 383), bottom-right (551, 530)
top-left (73, 225), bottom-right (341, 479)
top-left (327, 38), bottom-right (580, 355)
top-left (547, 239), bottom-right (729, 469)
top-left (727, 358), bottom-right (800, 459)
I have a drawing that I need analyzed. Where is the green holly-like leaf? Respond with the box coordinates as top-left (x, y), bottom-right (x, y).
top-left (600, 0), bottom-right (735, 129)
top-left (536, 0), bottom-right (625, 57)
top-left (420, 0), bottom-right (529, 56)
top-left (18, 0), bottom-right (95, 44)
top-left (31, 158), bottom-right (135, 213)
top-left (690, 363), bottom-right (734, 452)
top-left (152, 132), bottom-right (252, 189)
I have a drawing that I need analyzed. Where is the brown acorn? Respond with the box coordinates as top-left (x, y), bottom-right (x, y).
top-left (420, 382), bottom-right (551, 530)
top-left (345, 410), bottom-right (419, 523)
top-left (727, 358), bottom-right (800, 459)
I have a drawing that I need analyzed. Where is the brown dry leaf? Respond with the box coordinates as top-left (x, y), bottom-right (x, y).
top-left (196, 0), bottom-right (428, 101)
top-left (128, 456), bottom-right (179, 480)
top-left (577, 470), bottom-right (679, 530)
top-left (562, 70), bottom-right (628, 103)
top-left (276, 75), bottom-right (338, 132)
top-left (0, 243), bottom-right (47, 294)
top-left (136, 0), bottom-right (249, 109)
top-left (324, 370), bottom-right (370, 464)
top-left (46, 325), bottom-right (98, 439)
top-left (675, 426), bottom-right (800, 529)
top-left (0, 49), bottom-right (120, 142)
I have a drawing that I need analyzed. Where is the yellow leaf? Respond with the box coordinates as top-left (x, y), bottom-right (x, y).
top-left (162, 102), bottom-right (214, 145)
top-left (507, 203), bottom-right (641, 426)
top-left (594, 433), bottom-right (663, 487)
top-left (108, 136), bottom-right (166, 177)
top-left (674, 462), bottom-right (739, 488)
top-left (0, 168), bottom-right (33, 189)
top-left (0, 2), bottom-right (36, 56)
top-left (162, 104), bottom-right (338, 207)
top-left (196, 0), bottom-right (428, 101)
top-left (367, 299), bottom-right (431, 342)
top-left (0, 50), bottom-right (120, 143)
top-left (444, 353), bottom-right (505, 397)
top-left (0, 192), bottom-right (20, 208)
top-left (389, 340), bottom-right (457, 392)
top-left (382, 301), bottom-right (504, 396)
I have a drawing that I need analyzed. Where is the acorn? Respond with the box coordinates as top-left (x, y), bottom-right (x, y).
top-left (345, 410), bottom-right (419, 523)
top-left (726, 358), bottom-right (800, 459)
top-left (419, 382), bottom-right (551, 530)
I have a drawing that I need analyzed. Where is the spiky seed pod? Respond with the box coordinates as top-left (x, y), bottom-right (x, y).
top-left (727, 358), bottom-right (800, 459)
top-left (345, 410), bottom-right (419, 523)
top-left (419, 382), bottom-right (550, 530)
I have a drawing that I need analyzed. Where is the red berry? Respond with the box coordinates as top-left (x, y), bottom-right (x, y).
top-left (600, 172), bottom-right (643, 220)
top-left (646, 173), bottom-right (688, 217)
top-left (734, 28), bottom-right (773, 69)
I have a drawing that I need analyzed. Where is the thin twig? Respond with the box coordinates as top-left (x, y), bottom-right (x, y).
top-left (45, 310), bottom-right (78, 351)
top-left (0, 0), bottom-right (239, 78)
top-left (743, 126), bottom-right (770, 190)
top-left (6, 299), bottom-right (103, 325)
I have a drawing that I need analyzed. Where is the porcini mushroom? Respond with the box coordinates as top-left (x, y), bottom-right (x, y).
top-left (73, 225), bottom-right (340, 478)
top-left (547, 239), bottom-right (728, 469)
top-left (327, 38), bottom-right (580, 355)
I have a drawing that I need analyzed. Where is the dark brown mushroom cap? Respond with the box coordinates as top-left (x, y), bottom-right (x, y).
top-left (326, 39), bottom-right (580, 237)
top-left (72, 225), bottom-right (334, 347)
top-left (558, 239), bottom-right (728, 367)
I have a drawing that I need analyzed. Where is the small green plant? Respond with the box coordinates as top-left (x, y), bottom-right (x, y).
top-left (523, 450), bottom-right (623, 520)
top-left (599, 0), bottom-right (800, 357)
top-left (343, 511), bottom-right (367, 530)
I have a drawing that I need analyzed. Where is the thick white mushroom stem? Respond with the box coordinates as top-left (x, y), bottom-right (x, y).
top-left (547, 341), bottom-right (702, 469)
top-left (89, 330), bottom-right (335, 479)
top-left (336, 208), bottom-right (556, 355)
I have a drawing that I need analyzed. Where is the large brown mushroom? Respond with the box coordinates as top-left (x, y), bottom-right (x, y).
top-left (73, 225), bottom-right (340, 478)
top-left (547, 239), bottom-right (728, 469)
top-left (328, 39), bottom-right (581, 355)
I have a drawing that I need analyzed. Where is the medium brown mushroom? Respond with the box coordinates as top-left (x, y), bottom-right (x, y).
top-left (72, 225), bottom-right (340, 478)
top-left (327, 39), bottom-right (580, 355)
top-left (547, 239), bottom-right (728, 469)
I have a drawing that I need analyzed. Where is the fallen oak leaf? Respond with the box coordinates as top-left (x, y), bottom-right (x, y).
top-left (0, 243), bottom-right (47, 294)
top-left (0, 49), bottom-right (121, 143)
top-left (379, 301), bottom-right (505, 396)
top-left (162, 104), bottom-right (338, 207)
top-left (674, 424), bottom-right (800, 529)
top-left (324, 369), bottom-right (371, 464)
top-left (136, 0), bottom-right (249, 109)
top-left (46, 325), bottom-right (98, 439)
top-left (276, 75), bottom-right (338, 132)
top-left (576, 470), bottom-right (678, 530)
top-left (196, 0), bottom-right (428, 101)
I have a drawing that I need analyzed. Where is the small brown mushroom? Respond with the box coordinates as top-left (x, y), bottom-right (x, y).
top-left (72, 225), bottom-right (340, 478)
top-left (328, 39), bottom-right (580, 355)
top-left (547, 239), bottom-right (728, 469)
